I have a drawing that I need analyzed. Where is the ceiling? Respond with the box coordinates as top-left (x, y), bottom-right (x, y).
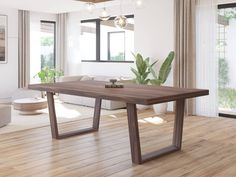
top-left (0, 0), bottom-right (127, 14)
top-left (78, 0), bottom-right (112, 3)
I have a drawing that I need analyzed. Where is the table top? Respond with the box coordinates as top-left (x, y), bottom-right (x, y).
top-left (28, 81), bottom-right (209, 105)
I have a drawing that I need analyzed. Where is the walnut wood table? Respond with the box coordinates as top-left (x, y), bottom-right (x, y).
top-left (28, 81), bottom-right (209, 164)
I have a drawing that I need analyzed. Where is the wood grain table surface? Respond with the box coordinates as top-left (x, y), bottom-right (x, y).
top-left (28, 80), bottom-right (209, 164)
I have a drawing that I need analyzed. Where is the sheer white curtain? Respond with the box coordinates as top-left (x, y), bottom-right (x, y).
top-left (196, 0), bottom-right (218, 117)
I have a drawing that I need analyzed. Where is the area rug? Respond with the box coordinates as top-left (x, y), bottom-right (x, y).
top-left (0, 102), bottom-right (126, 134)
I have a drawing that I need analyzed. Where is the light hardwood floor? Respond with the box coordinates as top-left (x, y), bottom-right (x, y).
top-left (1, 110), bottom-right (236, 177)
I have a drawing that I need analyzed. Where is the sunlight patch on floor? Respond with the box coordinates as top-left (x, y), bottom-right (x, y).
top-left (138, 116), bottom-right (167, 125)
top-left (56, 104), bottom-right (82, 119)
top-left (108, 115), bottom-right (119, 119)
top-left (41, 103), bottom-right (82, 119)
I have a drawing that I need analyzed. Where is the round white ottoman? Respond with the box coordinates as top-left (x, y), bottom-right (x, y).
top-left (13, 98), bottom-right (48, 115)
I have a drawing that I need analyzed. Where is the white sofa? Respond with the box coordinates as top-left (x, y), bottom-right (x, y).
top-left (58, 75), bottom-right (129, 110)
top-left (12, 88), bottom-right (42, 100)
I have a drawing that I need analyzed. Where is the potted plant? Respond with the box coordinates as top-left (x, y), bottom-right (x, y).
top-left (34, 66), bottom-right (64, 97)
top-left (148, 51), bottom-right (175, 114)
top-left (35, 66), bottom-right (64, 84)
top-left (131, 53), bottom-right (157, 110)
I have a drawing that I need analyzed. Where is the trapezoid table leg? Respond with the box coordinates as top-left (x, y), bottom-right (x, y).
top-left (173, 99), bottom-right (185, 149)
top-left (47, 92), bottom-right (102, 140)
top-left (126, 103), bottom-right (142, 164)
top-left (93, 98), bottom-right (102, 130)
top-left (126, 99), bottom-right (186, 164)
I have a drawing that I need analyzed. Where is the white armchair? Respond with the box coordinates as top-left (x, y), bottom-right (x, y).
top-left (0, 100), bottom-right (11, 127)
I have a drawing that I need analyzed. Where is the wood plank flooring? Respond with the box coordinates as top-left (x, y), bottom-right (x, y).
top-left (1, 110), bottom-right (236, 177)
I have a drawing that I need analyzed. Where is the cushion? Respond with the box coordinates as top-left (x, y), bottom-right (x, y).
top-left (93, 76), bottom-right (120, 82)
top-left (80, 76), bottom-right (93, 81)
top-left (59, 76), bottom-right (84, 82)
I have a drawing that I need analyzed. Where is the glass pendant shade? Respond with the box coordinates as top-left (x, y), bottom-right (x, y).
top-left (136, 0), bottom-right (143, 7)
top-left (86, 2), bottom-right (95, 12)
top-left (114, 15), bottom-right (127, 29)
top-left (99, 8), bottom-right (110, 21)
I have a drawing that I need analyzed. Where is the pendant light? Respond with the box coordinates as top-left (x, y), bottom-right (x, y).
top-left (114, 0), bottom-right (127, 29)
top-left (114, 15), bottom-right (127, 28)
top-left (100, 8), bottom-right (110, 21)
top-left (99, 2), bottom-right (110, 21)
top-left (86, 2), bottom-right (95, 12)
top-left (135, 0), bottom-right (143, 7)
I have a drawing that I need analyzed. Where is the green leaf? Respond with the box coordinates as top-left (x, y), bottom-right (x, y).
top-left (150, 60), bottom-right (158, 67)
top-left (132, 53), bottom-right (151, 84)
top-left (143, 71), bottom-right (150, 80)
top-left (147, 60), bottom-right (158, 80)
top-left (158, 51), bottom-right (175, 84)
top-left (131, 68), bottom-right (140, 77)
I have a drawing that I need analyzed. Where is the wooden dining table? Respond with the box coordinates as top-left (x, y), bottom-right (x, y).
top-left (28, 80), bottom-right (209, 164)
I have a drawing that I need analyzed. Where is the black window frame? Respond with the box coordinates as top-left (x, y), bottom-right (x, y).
top-left (217, 3), bottom-right (236, 119)
top-left (40, 20), bottom-right (56, 69)
top-left (81, 14), bottom-right (134, 63)
top-left (218, 3), bottom-right (236, 9)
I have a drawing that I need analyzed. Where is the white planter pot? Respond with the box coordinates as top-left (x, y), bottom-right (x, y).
top-left (137, 104), bottom-right (150, 110)
top-left (153, 103), bottom-right (168, 115)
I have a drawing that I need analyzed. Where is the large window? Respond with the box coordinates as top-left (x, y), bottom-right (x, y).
top-left (40, 21), bottom-right (56, 69)
top-left (80, 15), bottom-right (134, 63)
top-left (218, 3), bottom-right (236, 117)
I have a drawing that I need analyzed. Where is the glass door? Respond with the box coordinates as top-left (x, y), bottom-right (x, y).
top-left (218, 4), bottom-right (236, 117)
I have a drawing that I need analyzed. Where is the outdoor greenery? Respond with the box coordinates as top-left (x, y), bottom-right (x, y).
top-left (111, 52), bottom-right (125, 61)
top-left (218, 58), bottom-right (229, 88)
top-left (41, 54), bottom-right (54, 69)
top-left (40, 36), bottom-right (55, 69)
top-left (41, 37), bottom-right (54, 46)
top-left (218, 58), bottom-right (236, 109)
top-left (217, 8), bottom-right (236, 111)
top-left (219, 88), bottom-right (236, 109)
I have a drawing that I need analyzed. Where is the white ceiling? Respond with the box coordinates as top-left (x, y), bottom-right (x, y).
top-left (0, 0), bottom-right (128, 14)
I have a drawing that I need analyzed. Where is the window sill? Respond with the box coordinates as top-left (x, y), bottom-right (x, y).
top-left (81, 60), bottom-right (134, 63)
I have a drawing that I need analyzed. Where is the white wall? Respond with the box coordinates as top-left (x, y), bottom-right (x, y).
top-left (66, 4), bottom-right (135, 77)
top-left (0, 0), bottom-right (175, 98)
top-left (135, 0), bottom-right (174, 62)
top-left (0, 10), bottom-right (58, 98)
top-left (0, 8), bottom-right (18, 99)
top-left (135, 0), bottom-right (174, 85)
top-left (66, 0), bottom-right (174, 78)
top-left (218, 0), bottom-right (236, 4)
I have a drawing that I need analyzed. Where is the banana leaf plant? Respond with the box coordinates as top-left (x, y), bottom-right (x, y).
top-left (131, 53), bottom-right (158, 84)
top-left (148, 51), bottom-right (175, 86)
